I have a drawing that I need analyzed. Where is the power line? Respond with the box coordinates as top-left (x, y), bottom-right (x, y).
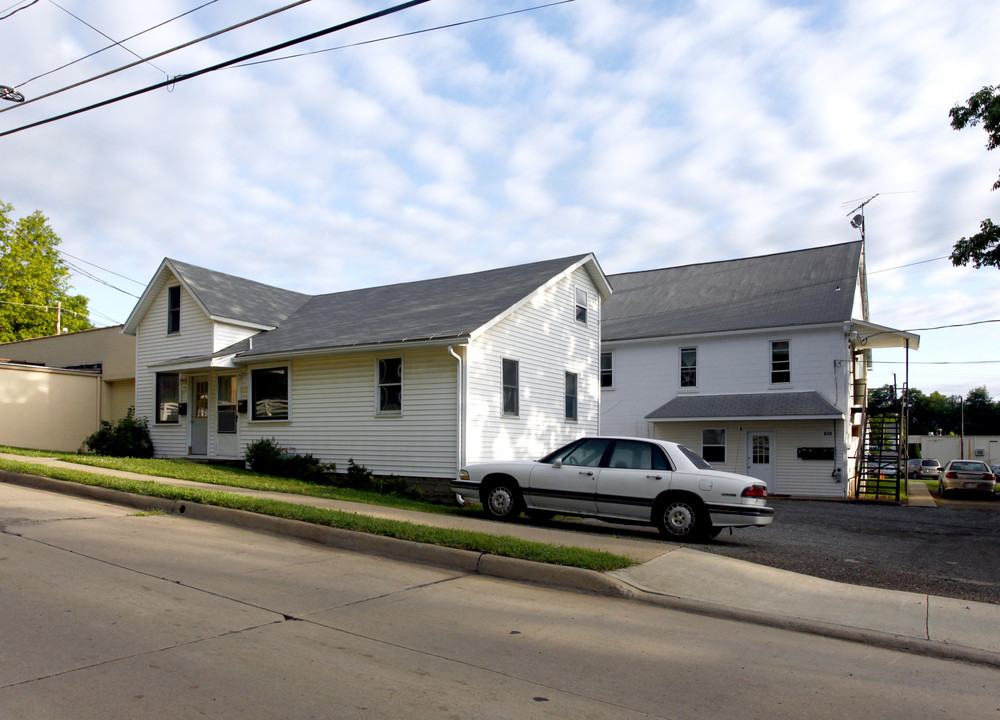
top-left (46, 0), bottom-right (171, 79)
top-left (0, 0), bottom-right (38, 22)
top-left (236, 0), bottom-right (577, 68)
top-left (16, 0), bottom-right (220, 88)
top-left (0, 0), bottom-right (435, 138)
top-left (57, 250), bottom-right (146, 286)
top-left (0, 0), bottom-right (318, 115)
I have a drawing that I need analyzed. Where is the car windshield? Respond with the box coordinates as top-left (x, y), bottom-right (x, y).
top-left (677, 444), bottom-right (714, 470)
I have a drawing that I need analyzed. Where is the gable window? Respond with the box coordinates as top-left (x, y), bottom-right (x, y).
top-left (771, 340), bottom-right (790, 384)
top-left (377, 357), bottom-right (402, 414)
top-left (252, 367), bottom-right (289, 420)
top-left (565, 372), bottom-right (578, 421)
top-left (575, 287), bottom-right (588, 324)
top-left (167, 286), bottom-right (181, 334)
top-left (702, 429), bottom-right (726, 463)
top-left (600, 351), bottom-right (613, 388)
top-left (155, 373), bottom-right (179, 424)
top-left (680, 347), bottom-right (697, 388)
top-left (502, 358), bottom-right (519, 416)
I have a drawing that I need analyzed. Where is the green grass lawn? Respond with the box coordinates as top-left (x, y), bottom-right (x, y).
top-left (0, 448), bottom-right (636, 572)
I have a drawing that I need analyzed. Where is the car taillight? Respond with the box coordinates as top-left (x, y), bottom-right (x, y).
top-left (742, 485), bottom-right (767, 499)
top-left (984, 474), bottom-right (995, 481)
top-left (945, 471), bottom-right (957, 479)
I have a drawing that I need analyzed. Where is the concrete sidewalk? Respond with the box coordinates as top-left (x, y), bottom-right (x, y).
top-left (2, 453), bottom-right (997, 668)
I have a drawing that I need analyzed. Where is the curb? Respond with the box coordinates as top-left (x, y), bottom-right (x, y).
top-left (0, 471), bottom-right (632, 600)
top-left (2, 470), bottom-right (997, 668)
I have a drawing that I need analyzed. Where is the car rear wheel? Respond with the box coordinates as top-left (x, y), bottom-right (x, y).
top-left (481, 478), bottom-right (523, 522)
top-left (654, 495), bottom-right (710, 542)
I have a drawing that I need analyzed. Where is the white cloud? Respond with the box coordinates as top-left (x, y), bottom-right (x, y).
top-left (2, 0), bottom-right (1000, 395)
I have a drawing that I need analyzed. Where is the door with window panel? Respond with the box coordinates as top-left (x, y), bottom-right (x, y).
top-left (216, 375), bottom-right (238, 457)
top-left (747, 431), bottom-right (775, 493)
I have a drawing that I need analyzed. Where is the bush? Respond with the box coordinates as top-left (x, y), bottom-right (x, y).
top-left (243, 437), bottom-right (332, 482)
top-left (84, 408), bottom-right (154, 458)
top-left (345, 458), bottom-right (423, 500)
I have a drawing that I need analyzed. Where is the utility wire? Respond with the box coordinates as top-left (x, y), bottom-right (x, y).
top-left (16, 0), bottom-right (220, 88)
top-left (57, 249), bottom-right (146, 286)
top-left (0, 0), bottom-right (317, 115)
top-left (0, 0), bottom-right (38, 22)
top-left (46, 0), bottom-right (171, 79)
top-left (236, 0), bottom-right (576, 67)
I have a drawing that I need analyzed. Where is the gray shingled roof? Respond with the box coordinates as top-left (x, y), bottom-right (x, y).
top-left (646, 392), bottom-right (842, 420)
top-left (167, 258), bottom-right (310, 329)
top-left (604, 241), bottom-right (862, 341)
top-left (235, 254), bottom-right (594, 358)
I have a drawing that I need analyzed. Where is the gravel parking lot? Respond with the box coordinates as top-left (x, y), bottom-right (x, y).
top-left (702, 496), bottom-right (1000, 605)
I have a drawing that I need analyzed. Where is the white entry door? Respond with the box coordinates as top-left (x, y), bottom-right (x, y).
top-left (747, 431), bottom-right (775, 493)
top-left (190, 376), bottom-right (209, 456)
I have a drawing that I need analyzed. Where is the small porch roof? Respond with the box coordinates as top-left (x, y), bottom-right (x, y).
top-left (646, 391), bottom-right (844, 422)
top-left (851, 320), bottom-right (920, 350)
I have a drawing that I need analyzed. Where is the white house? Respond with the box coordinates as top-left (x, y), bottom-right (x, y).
top-left (599, 241), bottom-right (918, 498)
top-left (122, 255), bottom-right (611, 490)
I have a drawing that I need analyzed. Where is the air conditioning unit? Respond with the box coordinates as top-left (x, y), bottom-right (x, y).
top-left (975, 449), bottom-right (985, 457)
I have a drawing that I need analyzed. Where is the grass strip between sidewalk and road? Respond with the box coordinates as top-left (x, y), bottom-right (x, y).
top-left (0, 457), bottom-right (636, 573)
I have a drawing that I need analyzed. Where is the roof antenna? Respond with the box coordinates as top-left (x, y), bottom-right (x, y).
top-left (845, 194), bottom-right (879, 243)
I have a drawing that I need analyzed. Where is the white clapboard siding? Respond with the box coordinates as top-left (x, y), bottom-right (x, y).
top-left (134, 274), bottom-right (217, 458)
top-left (651, 419), bottom-right (847, 498)
top-left (238, 346), bottom-right (459, 478)
top-left (466, 266), bottom-right (601, 462)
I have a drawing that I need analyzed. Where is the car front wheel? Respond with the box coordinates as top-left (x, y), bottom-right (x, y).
top-left (481, 478), bottom-right (523, 522)
top-left (655, 495), bottom-right (710, 542)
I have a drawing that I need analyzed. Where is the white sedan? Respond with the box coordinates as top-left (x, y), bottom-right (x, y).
top-left (451, 436), bottom-right (774, 542)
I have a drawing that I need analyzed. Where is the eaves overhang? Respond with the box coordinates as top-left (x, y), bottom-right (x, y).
top-left (231, 335), bottom-right (470, 365)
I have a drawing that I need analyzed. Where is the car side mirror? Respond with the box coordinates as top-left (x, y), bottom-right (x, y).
top-left (552, 459), bottom-right (563, 469)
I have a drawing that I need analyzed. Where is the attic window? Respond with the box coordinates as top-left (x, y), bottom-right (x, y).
top-left (575, 287), bottom-right (588, 324)
top-left (167, 286), bottom-right (180, 334)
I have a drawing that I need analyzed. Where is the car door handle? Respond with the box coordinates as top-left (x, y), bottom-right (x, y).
top-left (647, 474), bottom-right (662, 480)
top-left (579, 470), bottom-right (594, 476)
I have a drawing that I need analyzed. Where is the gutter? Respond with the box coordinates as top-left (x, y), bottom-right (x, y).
top-left (448, 345), bottom-right (464, 489)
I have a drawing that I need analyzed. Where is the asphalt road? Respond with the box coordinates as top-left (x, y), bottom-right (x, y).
top-left (4, 483), bottom-right (999, 720)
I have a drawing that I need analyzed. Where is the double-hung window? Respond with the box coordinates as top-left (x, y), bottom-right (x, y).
top-left (155, 373), bottom-right (179, 424)
top-left (680, 347), bottom-right (697, 388)
top-left (771, 341), bottom-right (790, 384)
top-left (167, 286), bottom-right (181, 334)
top-left (575, 287), bottom-right (588, 324)
top-left (252, 367), bottom-right (289, 420)
top-left (377, 358), bottom-right (402, 414)
top-left (565, 372), bottom-right (578, 421)
top-left (702, 429), bottom-right (726, 463)
top-left (600, 352), bottom-right (613, 388)
top-left (502, 358), bottom-right (519, 416)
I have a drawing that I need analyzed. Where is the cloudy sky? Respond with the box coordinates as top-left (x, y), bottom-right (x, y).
top-left (2, 0), bottom-right (998, 398)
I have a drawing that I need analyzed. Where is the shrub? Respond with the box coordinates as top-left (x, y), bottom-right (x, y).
top-left (345, 458), bottom-right (423, 500)
top-left (84, 408), bottom-right (154, 458)
top-left (244, 437), bottom-right (332, 482)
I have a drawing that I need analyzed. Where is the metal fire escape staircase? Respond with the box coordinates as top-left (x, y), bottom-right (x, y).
top-left (854, 410), bottom-right (902, 501)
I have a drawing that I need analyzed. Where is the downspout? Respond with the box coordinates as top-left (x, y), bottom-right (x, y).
top-left (448, 345), bottom-right (464, 504)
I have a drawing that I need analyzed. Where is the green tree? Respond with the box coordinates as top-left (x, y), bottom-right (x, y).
top-left (949, 84), bottom-right (1000, 268)
top-left (0, 200), bottom-right (92, 342)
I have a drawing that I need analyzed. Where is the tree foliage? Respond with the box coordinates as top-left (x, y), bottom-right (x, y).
top-left (0, 199), bottom-right (92, 342)
top-left (871, 383), bottom-right (1000, 435)
top-left (949, 84), bottom-right (1000, 269)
